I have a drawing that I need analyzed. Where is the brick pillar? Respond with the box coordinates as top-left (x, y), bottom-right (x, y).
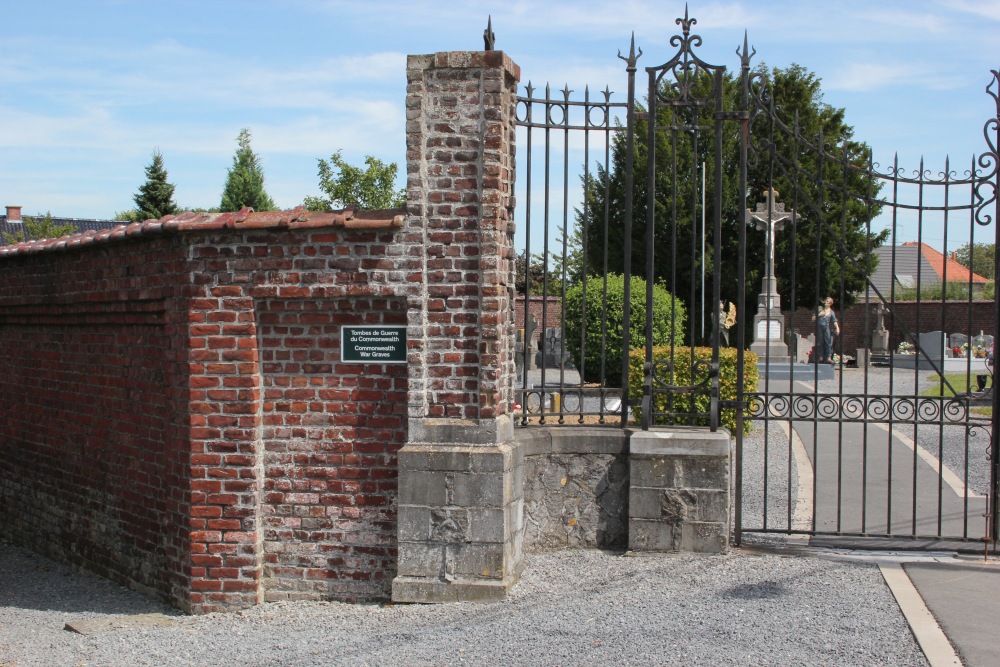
top-left (392, 51), bottom-right (523, 602)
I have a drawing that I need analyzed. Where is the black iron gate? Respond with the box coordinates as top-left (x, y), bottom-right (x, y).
top-left (513, 10), bottom-right (1000, 548)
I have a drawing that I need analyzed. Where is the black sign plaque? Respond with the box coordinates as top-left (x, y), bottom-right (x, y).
top-left (341, 326), bottom-right (407, 364)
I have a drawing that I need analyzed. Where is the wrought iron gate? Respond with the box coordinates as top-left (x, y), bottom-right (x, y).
top-left (513, 10), bottom-right (1000, 548)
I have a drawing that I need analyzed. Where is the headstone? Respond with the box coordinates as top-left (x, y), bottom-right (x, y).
top-left (541, 327), bottom-right (569, 368)
top-left (949, 333), bottom-right (969, 350)
top-left (793, 333), bottom-right (813, 364)
top-left (522, 314), bottom-right (539, 371)
top-left (871, 303), bottom-right (890, 354)
top-left (917, 331), bottom-right (947, 362)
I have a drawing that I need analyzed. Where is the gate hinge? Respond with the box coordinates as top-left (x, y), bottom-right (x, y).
top-left (717, 111), bottom-right (749, 121)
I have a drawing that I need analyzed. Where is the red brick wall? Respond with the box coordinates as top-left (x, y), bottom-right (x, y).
top-left (0, 218), bottom-right (410, 613)
top-left (514, 295), bottom-right (563, 341)
top-left (0, 238), bottom-right (191, 606)
top-left (785, 301), bottom-right (995, 352)
top-left (257, 296), bottom-right (406, 602)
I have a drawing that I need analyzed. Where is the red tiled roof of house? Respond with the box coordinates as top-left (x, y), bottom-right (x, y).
top-left (900, 241), bottom-right (990, 284)
top-left (0, 205), bottom-right (406, 258)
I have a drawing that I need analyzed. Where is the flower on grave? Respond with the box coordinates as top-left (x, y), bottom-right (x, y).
top-left (897, 341), bottom-right (914, 354)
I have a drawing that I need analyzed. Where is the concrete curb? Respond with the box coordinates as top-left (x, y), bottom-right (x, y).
top-left (878, 562), bottom-right (962, 667)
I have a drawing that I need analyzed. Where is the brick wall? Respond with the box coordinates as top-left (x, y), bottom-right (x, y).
top-left (1, 48), bottom-right (525, 613)
top-left (514, 295), bottom-right (563, 340)
top-left (0, 237), bottom-right (191, 604)
top-left (0, 210), bottom-right (410, 612)
top-left (257, 296), bottom-right (406, 602)
top-left (784, 301), bottom-right (995, 353)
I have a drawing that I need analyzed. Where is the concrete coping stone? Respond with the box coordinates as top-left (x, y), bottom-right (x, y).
top-left (629, 428), bottom-right (732, 457)
top-left (514, 427), bottom-right (628, 458)
top-left (409, 415), bottom-right (514, 446)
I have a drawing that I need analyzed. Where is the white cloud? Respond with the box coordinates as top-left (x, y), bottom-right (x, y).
top-left (945, 0), bottom-right (1000, 21)
top-left (823, 62), bottom-right (957, 92)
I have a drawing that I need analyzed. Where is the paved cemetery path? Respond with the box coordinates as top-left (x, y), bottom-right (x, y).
top-left (757, 378), bottom-right (989, 548)
top-left (792, 418), bottom-right (988, 542)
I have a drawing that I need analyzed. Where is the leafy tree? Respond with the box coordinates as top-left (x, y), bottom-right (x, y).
top-left (303, 151), bottom-right (405, 211)
top-left (113, 209), bottom-right (144, 223)
top-left (564, 273), bottom-right (686, 386)
top-left (954, 241), bottom-right (995, 281)
top-left (2, 212), bottom-right (78, 244)
top-left (515, 251), bottom-right (563, 296)
top-left (133, 150), bottom-right (178, 220)
top-left (577, 64), bottom-right (886, 343)
top-left (220, 129), bottom-right (276, 212)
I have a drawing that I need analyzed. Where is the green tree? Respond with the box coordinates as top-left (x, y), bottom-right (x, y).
top-left (303, 151), bottom-right (405, 211)
top-left (2, 212), bottom-right (78, 244)
top-left (564, 273), bottom-right (686, 386)
top-left (577, 64), bottom-right (886, 343)
top-left (954, 241), bottom-right (995, 280)
top-left (220, 128), bottom-right (276, 212)
top-left (514, 250), bottom-right (564, 296)
top-left (133, 150), bottom-right (178, 220)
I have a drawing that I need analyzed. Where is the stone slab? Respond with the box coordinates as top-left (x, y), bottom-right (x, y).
top-left (64, 613), bottom-right (179, 636)
top-left (629, 429), bottom-right (731, 457)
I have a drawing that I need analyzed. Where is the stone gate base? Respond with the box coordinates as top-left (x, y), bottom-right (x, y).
top-left (392, 427), bottom-right (731, 603)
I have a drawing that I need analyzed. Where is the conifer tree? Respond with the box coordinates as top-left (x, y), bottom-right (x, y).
top-left (220, 129), bottom-right (276, 212)
top-left (133, 150), bottom-right (178, 220)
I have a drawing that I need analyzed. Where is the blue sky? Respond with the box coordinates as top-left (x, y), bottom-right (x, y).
top-left (3, 0), bottom-right (999, 249)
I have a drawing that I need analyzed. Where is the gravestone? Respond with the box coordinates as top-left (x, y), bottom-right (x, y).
top-left (541, 327), bottom-right (569, 368)
top-left (917, 331), bottom-right (947, 362)
top-left (871, 304), bottom-right (889, 354)
top-left (949, 333), bottom-right (969, 351)
top-left (793, 333), bottom-right (814, 364)
top-left (517, 313), bottom-right (539, 372)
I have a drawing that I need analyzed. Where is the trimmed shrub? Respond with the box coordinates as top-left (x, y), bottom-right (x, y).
top-left (564, 274), bottom-right (686, 387)
top-left (628, 346), bottom-right (758, 434)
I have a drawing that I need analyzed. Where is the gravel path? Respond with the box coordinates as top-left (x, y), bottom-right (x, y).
top-left (0, 537), bottom-right (926, 667)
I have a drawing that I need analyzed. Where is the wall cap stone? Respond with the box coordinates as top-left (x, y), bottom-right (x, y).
top-left (629, 429), bottom-right (732, 457)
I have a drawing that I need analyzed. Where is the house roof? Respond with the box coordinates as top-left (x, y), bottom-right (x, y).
top-left (0, 206), bottom-right (405, 258)
top-left (0, 214), bottom-right (120, 245)
top-left (867, 242), bottom-right (989, 296)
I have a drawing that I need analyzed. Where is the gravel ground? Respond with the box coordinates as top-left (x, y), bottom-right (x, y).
top-left (0, 537), bottom-right (926, 667)
top-left (4, 364), bottom-right (974, 667)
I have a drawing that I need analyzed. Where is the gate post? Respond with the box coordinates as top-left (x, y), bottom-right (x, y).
top-left (392, 50), bottom-right (524, 602)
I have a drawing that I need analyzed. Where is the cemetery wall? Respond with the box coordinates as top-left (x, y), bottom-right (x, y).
top-left (786, 301), bottom-right (995, 354)
top-left (0, 209), bottom-right (409, 613)
top-left (515, 295), bottom-right (563, 341)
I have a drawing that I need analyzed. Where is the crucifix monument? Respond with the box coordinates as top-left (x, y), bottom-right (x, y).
top-left (745, 188), bottom-right (796, 361)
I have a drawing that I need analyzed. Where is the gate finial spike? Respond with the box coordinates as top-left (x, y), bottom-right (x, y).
top-left (484, 16), bottom-right (496, 51)
top-left (737, 30), bottom-right (756, 67)
top-left (617, 32), bottom-right (642, 72)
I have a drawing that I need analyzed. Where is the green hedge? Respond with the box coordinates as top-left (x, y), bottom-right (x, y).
top-left (564, 274), bottom-right (686, 387)
top-left (628, 346), bottom-right (758, 434)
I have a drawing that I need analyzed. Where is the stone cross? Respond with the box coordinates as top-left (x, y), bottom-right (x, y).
top-left (745, 188), bottom-right (796, 297)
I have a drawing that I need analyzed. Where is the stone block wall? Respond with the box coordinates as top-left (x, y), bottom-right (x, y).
top-left (518, 429), bottom-right (629, 550)
top-left (628, 430), bottom-right (732, 553)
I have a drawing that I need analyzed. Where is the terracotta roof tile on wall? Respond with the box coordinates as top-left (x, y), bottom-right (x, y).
top-left (0, 206), bottom-right (406, 258)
